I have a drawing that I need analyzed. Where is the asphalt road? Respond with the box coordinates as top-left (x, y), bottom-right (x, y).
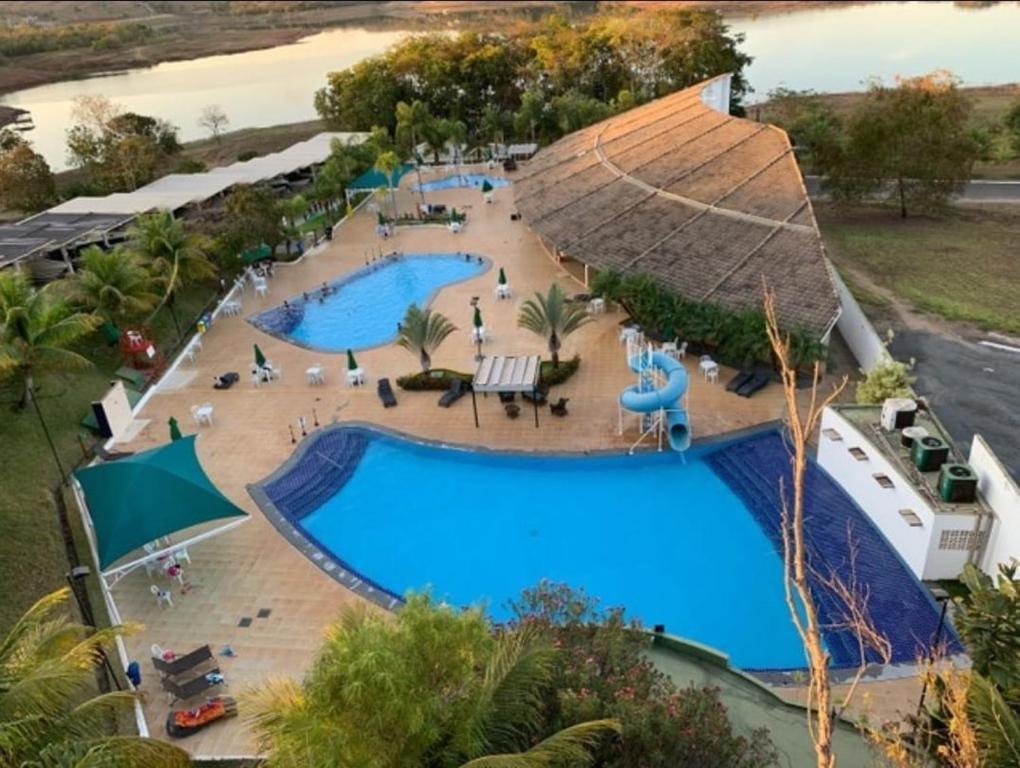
top-left (804, 176), bottom-right (1020, 203)
top-left (889, 330), bottom-right (1020, 483)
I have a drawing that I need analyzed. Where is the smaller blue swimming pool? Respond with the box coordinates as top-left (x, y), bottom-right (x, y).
top-left (250, 253), bottom-right (488, 351)
top-left (413, 173), bottom-right (511, 192)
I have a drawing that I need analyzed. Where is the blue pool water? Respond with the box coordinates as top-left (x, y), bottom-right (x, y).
top-left (259, 428), bottom-right (962, 671)
top-left (413, 173), bottom-right (511, 192)
top-left (250, 253), bottom-right (487, 351)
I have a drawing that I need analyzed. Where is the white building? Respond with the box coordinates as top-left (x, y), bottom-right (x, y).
top-left (818, 403), bottom-right (1018, 581)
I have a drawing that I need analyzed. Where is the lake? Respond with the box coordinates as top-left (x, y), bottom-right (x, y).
top-left (3, 1), bottom-right (1018, 170)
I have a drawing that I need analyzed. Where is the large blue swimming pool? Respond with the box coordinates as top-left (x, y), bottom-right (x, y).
top-left (250, 253), bottom-right (487, 351)
top-left (413, 173), bottom-right (511, 192)
top-left (255, 427), bottom-right (960, 671)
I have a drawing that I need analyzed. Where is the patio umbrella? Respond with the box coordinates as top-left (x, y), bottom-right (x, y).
top-left (377, 211), bottom-right (387, 226)
top-left (473, 306), bottom-right (484, 330)
top-left (481, 179), bottom-right (493, 193)
top-left (450, 207), bottom-right (460, 223)
top-left (254, 344), bottom-right (266, 368)
top-left (168, 416), bottom-right (182, 442)
top-left (346, 348), bottom-right (359, 371)
top-left (497, 267), bottom-right (507, 286)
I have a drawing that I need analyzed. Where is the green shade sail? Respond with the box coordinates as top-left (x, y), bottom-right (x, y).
top-left (254, 344), bottom-right (266, 368)
top-left (348, 163), bottom-right (413, 192)
top-left (74, 436), bottom-right (248, 570)
top-left (168, 416), bottom-right (182, 441)
top-left (473, 306), bottom-right (483, 329)
top-left (241, 243), bottom-right (272, 264)
top-left (497, 267), bottom-right (507, 286)
top-left (346, 348), bottom-right (359, 371)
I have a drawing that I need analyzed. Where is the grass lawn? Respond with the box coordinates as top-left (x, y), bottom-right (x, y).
top-left (816, 203), bottom-right (1020, 335)
top-left (0, 283), bottom-right (218, 632)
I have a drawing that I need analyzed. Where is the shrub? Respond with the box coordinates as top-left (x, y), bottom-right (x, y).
top-left (175, 157), bottom-right (207, 174)
top-left (396, 368), bottom-right (472, 391)
top-left (540, 355), bottom-right (580, 387)
top-left (237, 149), bottom-right (258, 162)
top-left (855, 357), bottom-right (914, 404)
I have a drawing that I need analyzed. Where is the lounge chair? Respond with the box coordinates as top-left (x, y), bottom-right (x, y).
top-left (161, 668), bottom-right (223, 703)
top-left (166, 696), bottom-right (238, 739)
top-left (550, 398), bottom-right (569, 417)
top-left (377, 378), bottom-right (398, 408)
top-left (726, 371), bottom-right (754, 393)
top-left (151, 644), bottom-right (215, 678)
top-left (505, 403), bottom-right (521, 419)
top-left (438, 378), bottom-right (466, 407)
top-left (522, 389), bottom-right (547, 405)
top-left (737, 372), bottom-right (770, 398)
top-left (212, 372), bottom-right (240, 390)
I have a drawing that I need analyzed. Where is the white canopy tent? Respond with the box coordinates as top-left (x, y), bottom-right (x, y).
top-left (471, 354), bottom-right (542, 428)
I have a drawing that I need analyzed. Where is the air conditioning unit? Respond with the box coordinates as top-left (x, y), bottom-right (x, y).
top-left (881, 398), bottom-right (917, 431)
top-left (939, 464), bottom-right (978, 503)
top-left (912, 435), bottom-right (950, 473)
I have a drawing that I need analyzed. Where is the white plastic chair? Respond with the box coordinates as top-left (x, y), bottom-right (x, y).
top-left (255, 283), bottom-right (269, 298)
top-left (677, 341), bottom-right (688, 360)
top-left (151, 585), bottom-right (173, 608)
top-left (171, 545), bottom-right (191, 565)
top-left (151, 643), bottom-right (165, 659)
top-left (706, 366), bottom-right (720, 384)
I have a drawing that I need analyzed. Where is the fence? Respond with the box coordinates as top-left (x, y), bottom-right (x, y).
top-left (831, 267), bottom-right (890, 372)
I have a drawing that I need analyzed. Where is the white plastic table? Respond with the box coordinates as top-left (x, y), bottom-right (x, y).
top-left (589, 297), bottom-right (605, 315)
top-left (471, 326), bottom-right (488, 344)
top-left (619, 327), bottom-right (641, 345)
top-left (495, 284), bottom-right (512, 300)
top-left (346, 368), bottom-right (365, 387)
top-left (699, 359), bottom-right (719, 380)
top-left (194, 404), bottom-right (215, 426)
top-left (306, 365), bottom-right (325, 385)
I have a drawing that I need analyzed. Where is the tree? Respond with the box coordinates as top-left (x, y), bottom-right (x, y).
top-left (374, 149), bottom-right (401, 219)
top-left (1004, 101), bottom-right (1020, 155)
top-left (0, 271), bottom-right (98, 409)
top-left (518, 283), bottom-right (592, 367)
top-left (71, 245), bottom-right (159, 322)
top-left (0, 588), bottom-right (190, 767)
top-left (825, 71), bottom-right (979, 217)
top-left (955, 562), bottom-right (1020, 703)
top-left (198, 104), bottom-right (229, 142)
top-left (397, 304), bottom-right (456, 371)
top-left (222, 184), bottom-right (285, 254)
top-left (421, 118), bottom-right (450, 165)
top-left (0, 139), bottom-right (55, 212)
top-left (245, 593), bottom-right (619, 768)
top-left (395, 100), bottom-right (431, 203)
top-left (445, 118), bottom-right (468, 173)
top-left (763, 88), bottom-right (844, 174)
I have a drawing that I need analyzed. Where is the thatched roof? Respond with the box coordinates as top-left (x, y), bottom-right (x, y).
top-left (513, 76), bottom-right (840, 338)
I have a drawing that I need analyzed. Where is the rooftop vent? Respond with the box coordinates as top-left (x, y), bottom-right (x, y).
top-left (939, 463), bottom-right (978, 504)
top-left (912, 435), bottom-right (949, 473)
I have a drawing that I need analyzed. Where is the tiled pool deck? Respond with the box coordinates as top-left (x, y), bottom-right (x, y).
top-left (103, 167), bottom-right (919, 757)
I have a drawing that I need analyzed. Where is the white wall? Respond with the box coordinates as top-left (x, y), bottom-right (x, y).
top-left (699, 74), bottom-right (732, 115)
top-left (831, 268), bottom-right (890, 373)
top-left (818, 408), bottom-right (974, 580)
top-left (971, 435), bottom-right (1020, 573)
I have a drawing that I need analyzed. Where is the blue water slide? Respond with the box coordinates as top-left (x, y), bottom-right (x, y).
top-left (619, 351), bottom-right (691, 451)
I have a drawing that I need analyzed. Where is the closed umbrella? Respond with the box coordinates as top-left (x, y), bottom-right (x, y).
top-left (472, 307), bottom-right (484, 361)
top-left (497, 267), bottom-right (507, 286)
top-left (346, 349), bottom-right (359, 371)
top-left (377, 211), bottom-right (387, 226)
top-left (254, 344), bottom-right (266, 368)
top-left (168, 416), bottom-right (182, 441)
top-left (481, 179), bottom-right (493, 193)
top-left (473, 306), bottom-right (484, 331)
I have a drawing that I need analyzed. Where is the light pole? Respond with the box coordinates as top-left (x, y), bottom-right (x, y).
top-left (32, 392), bottom-right (67, 486)
top-left (66, 566), bottom-right (122, 691)
top-left (915, 587), bottom-right (952, 725)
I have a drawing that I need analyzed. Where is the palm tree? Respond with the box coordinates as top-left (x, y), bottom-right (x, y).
top-left (397, 304), bottom-right (455, 372)
top-left (446, 118), bottom-right (468, 174)
top-left (245, 595), bottom-right (619, 768)
top-left (71, 245), bottom-right (159, 323)
top-left (518, 284), bottom-right (592, 367)
top-left (0, 271), bottom-right (98, 408)
top-left (374, 150), bottom-right (401, 220)
top-left (422, 118), bottom-right (450, 165)
top-left (0, 589), bottom-right (190, 766)
top-left (396, 100), bottom-right (431, 205)
top-left (129, 210), bottom-right (215, 338)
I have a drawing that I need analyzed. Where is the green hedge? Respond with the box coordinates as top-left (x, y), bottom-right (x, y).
top-left (397, 369), bottom-right (473, 391)
top-left (539, 356), bottom-right (580, 388)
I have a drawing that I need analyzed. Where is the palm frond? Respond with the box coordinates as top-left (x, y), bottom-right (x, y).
top-left (459, 719), bottom-right (621, 768)
top-left (968, 673), bottom-right (1020, 767)
top-left (31, 735), bottom-right (190, 768)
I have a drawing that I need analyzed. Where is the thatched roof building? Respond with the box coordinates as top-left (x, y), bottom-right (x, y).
top-left (512, 75), bottom-right (841, 339)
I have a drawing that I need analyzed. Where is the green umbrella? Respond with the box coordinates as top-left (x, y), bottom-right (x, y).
top-left (450, 207), bottom-right (460, 223)
top-left (473, 306), bottom-right (484, 330)
top-left (168, 416), bottom-right (182, 442)
top-left (497, 267), bottom-right (507, 286)
top-left (377, 211), bottom-right (387, 226)
top-left (254, 344), bottom-right (266, 368)
top-left (481, 179), bottom-right (493, 193)
top-left (346, 348), bottom-right (359, 371)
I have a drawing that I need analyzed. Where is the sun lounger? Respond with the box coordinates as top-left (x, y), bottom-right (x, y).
top-left (726, 371), bottom-right (754, 393)
top-left (166, 696), bottom-right (238, 739)
top-left (212, 372), bottom-right (240, 390)
top-left (737, 372), bottom-right (770, 398)
top-left (377, 378), bottom-right (398, 408)
top-left (151, 644), bottom-right (215, 678)
top-left (438, 378), bottom-right (466, 407)
top-left (550, 397), bottom-right (569, 417)
top-left (522, 389), bottom-right (547, 405)
top-left (162, 668), bottom-right (223, 703)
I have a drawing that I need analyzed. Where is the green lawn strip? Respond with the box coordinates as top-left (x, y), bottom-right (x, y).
top-left (0, 282), bottom-right (218, 633)
top-left (818, 205), bottom-right (1020, 334)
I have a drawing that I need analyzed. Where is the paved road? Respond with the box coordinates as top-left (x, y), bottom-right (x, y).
top-left (804, 176), bottom-right (1020, 203)
top-left (889, 330), bottom-right (1020, 483)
